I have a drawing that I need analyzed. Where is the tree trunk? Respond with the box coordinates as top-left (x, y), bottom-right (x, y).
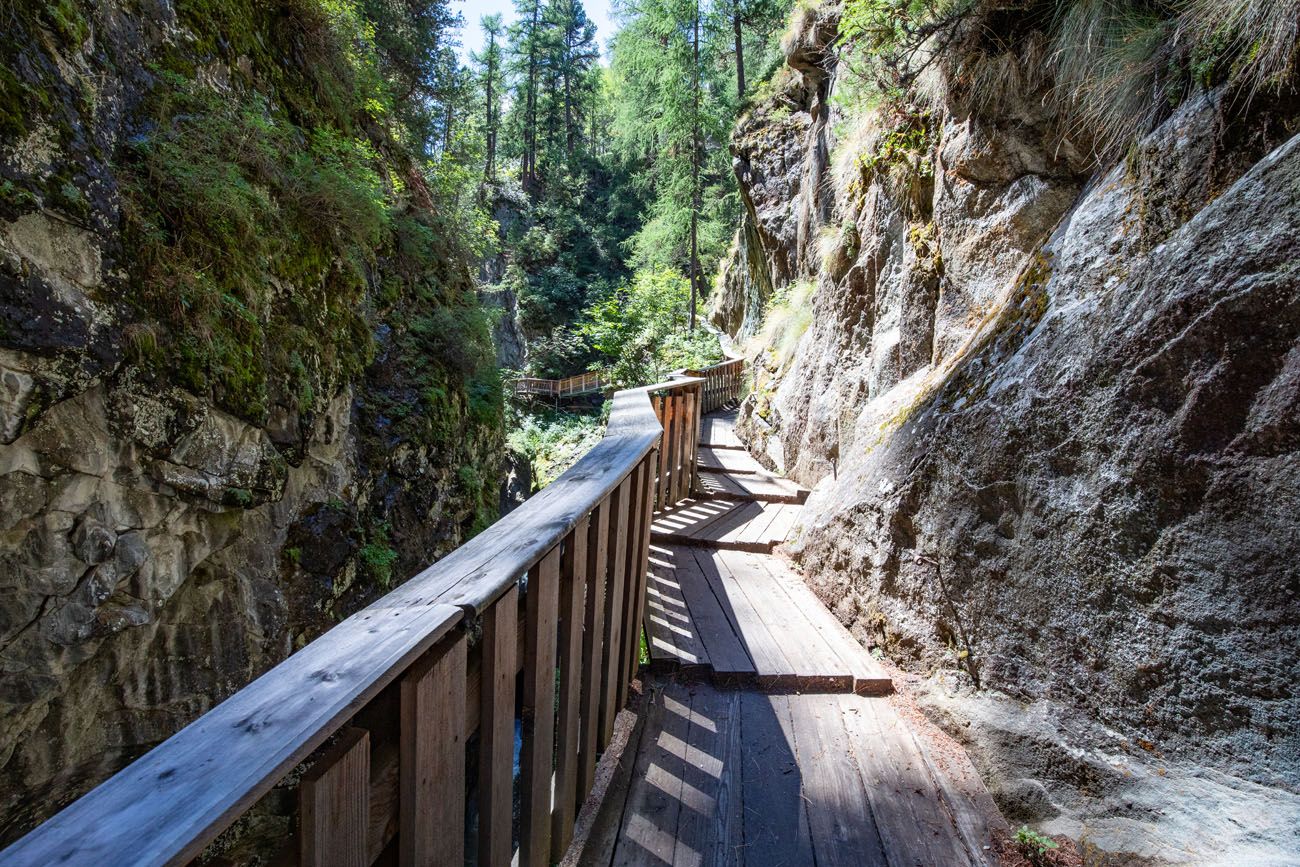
top-left (526, 0), bottom-right (541, 192)
top-left (690, 0), bottom-right (701, 334)
top-left (734, 7), bottom-right (745, 100)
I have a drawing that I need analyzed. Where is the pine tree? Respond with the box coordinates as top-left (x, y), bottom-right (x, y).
top-left (475, 14), bottom-right (505, 181)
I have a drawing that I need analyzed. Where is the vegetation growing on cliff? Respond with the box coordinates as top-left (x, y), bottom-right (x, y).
top-left (838, 0), bottom-right (1300, 161)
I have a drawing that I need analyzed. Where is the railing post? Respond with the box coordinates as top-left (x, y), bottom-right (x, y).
top-left (552, 521), bottom-right (589, 860)
top-left (599, 477), bottom-right (630, 743)
top-left (521, 548), bottom-right (561, 865)
top-left (478, 586), bottom-right (518, 867)
top-left (579, 501), bottom-right (610, 796)
top-left (300, 728), bottom-right (370, 867)
top-left (400, 631), bottom-right (467, 866)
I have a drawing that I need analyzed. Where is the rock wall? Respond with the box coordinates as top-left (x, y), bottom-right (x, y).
top-left (717, 3), bottom-right (1300, 860)
top-left (0, 1), bottom-right (503, 842)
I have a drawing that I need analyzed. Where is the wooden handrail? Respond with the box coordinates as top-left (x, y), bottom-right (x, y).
top-left (0, 360), bottom-right (744, 867)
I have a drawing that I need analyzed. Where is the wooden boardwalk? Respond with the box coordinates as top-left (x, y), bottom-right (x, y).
top-left (579, 411), bottom-right (998, 866)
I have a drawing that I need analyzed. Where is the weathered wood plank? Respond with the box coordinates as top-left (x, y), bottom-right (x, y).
top-left (478, 585), bottom-right (518, 867)
top-left (672, 684), bottom-right (743, 867)
top-left (665, 547), bottom-right (754, 680)
top-left (626, 451), bottom-right (658, 687)
top-left (611, 684), bottom-right (691, 867)
top-left (600, 477), bottom-right (631, 745)
top-left (696, 447), bottom-right (765, 475)
top-left (300, 727), bottom-right (370, 867)
top-left (695, 550), bottom-right (797, 689)
top-left (579, 501), bottom-right (610, 802)
top-left (843, 695), bottom-right (974, 867)
top-left (553, 521), bottom-right (590, 860)
top-left (617, 460), bottom-right (648, 697)
top-left (521, 547), bottom-right (561, 866)
top-left (696, 469), bottom-right (806, 504)
top-left (719, 551), bottom-right (853, 692)
top-left (757, 559), bottom-right (892, 696)
top-left (738, 693), bottom-right (814, 865)
top-left (787, 695), bottom-right (888, 867)
top-left (644, 549), bottom-right (709, 669)
top-left (400, 633), bottom-right (466, 866)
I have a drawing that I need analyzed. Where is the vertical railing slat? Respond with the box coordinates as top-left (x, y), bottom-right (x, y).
top-left (400, 632), bottom-right (466, 867)
top-left (478, 585), bottom-right (518, 867)
top-left (626, 452), bottom-right (657, 687)
top-left (616, 461), bottom-right (647, 700)
top-left (552, 521), bottom-right (589, 859)
top-left (521, 546), bottom-right (561, 867)
top-left (578, 500), bottom-right (609, 801)
top-left (599, 477), bottom-right (630, 744)
top-left (300, 728), bottom-right (370, 867)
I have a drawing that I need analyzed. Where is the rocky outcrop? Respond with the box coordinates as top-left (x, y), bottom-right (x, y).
top-left (0, 1), bottom-right (503, 842)
top-left (719, 3), bottom-right (1300, 861)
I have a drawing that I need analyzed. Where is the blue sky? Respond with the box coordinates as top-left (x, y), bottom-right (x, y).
top-left (454, 0), bottom-right (619, 61)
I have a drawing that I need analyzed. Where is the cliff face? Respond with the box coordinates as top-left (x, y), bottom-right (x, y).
top-left (717, 4), bottom-right (1300, 860)
top-left (0, 1), bottom-right (502, 840)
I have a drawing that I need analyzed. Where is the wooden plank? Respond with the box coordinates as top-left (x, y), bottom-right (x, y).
top-left (844, 695), bottom-right (974, 867)
top-left (697, 447), bottom-right (764, 475)
top-left (644, 549), bottom-right (709, 669)
top-left (553, 520), bottom-right (590, 860)
top-left (478, 585), bottom-right (517, 867)
top-left (626, 451), bottom-right (658, 687)
top-left (661, 392), bottom-right (677, 509)
top-left (300, 728), bottom-right (370, 867)
top-left (787, 695), bottom-right (889, 867)
top-left (400, 633), bottom-right (467, 867)
top-left (738, 693), bottom-right (814, 865)
top-left (693, 550), bottom-right (797, 689)
top-left (655, 394), bottom-right (670, 511)
top-left (600, 477), bottom-right (631, 745)
top-left (611, 684), bottom-right (691, 867)
top-left (577, 688), bottom-right (660, 867)
top-left (617, 460), bottom-right (647, 698)
top-left (719, 552), bottom-right (853, 692)
top-left (521, 547), bottom-right (561, 867)
top-left (672, 684), bottom-right (743, 867)
top-left (694, 469), bottom-right (781, 503)
top-left (757, 560), bottom-right (892, 695)
top-left (579, 502), bottom-right (610, 802)
top-left (666, 547), bottom-right (754, 680)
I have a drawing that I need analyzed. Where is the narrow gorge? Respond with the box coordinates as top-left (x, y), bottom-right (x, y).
top-left (2, 0), bottom-right (1298, 864)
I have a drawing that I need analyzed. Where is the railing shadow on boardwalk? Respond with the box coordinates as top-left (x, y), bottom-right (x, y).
top-left (0, 358), bottom-right (745, 867)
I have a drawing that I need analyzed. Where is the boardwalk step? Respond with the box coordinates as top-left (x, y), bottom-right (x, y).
top-left (696, 469), bottom-right (808, 504)
top-left (644, 545), bottom-right (891, 695)
top-left (696, 446), bottom-right (767, 475)
top-left (650, 499), bottom-right (801, 552)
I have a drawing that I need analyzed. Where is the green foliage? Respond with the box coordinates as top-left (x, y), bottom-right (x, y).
top-left (1013, 826), bottom-right (1060, 865)
top-left (836, 0), bottom-right (1300, 163)
top-left (359, 523), bottom-right (400, 588)
top-left (581, 267), bottom-right (722, 387)
top-left (507, 406), bottom-right (605, 488)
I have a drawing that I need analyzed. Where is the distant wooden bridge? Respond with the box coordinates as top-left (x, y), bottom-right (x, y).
top-left (0, 354), bottom-right (998, 866)
top-left (516, 370), bottom-right (609, 398)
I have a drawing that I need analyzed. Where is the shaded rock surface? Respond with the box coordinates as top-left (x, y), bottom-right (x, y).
top-left (717, 4), bottom-right (1300, 862)
top-left (0, 1), bottom-right (503, 843)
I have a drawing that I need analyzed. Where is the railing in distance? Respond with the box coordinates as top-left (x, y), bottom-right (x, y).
top-left (0, 358), bottom-right (743, 867)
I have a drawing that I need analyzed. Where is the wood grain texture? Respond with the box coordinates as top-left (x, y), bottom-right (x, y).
top-left (478, 586), bottom-right (519, 867)
top-left (553, 520), bottom-right (590, 860)
top-left (579, 502), bottom-right (610, 800)
top-left (400, 633), bottom-right (466, 867)
top-left (300, 728), bottom-right (370, 867)
top-left (599, 478), bottom-right (630, 745)
top-left (522, 547), bottom-right (562, 866)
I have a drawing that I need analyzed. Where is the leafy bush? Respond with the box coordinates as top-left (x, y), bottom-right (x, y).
top-left (581, 267), bottom-right (722, 387)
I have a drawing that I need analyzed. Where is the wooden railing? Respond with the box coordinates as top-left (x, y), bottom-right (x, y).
top-left (516, 370), bottom-right (608, 398)
top-left (686, 356), bottom-right (744, 414)
top-left (0, 359), bottom-right (744, 867)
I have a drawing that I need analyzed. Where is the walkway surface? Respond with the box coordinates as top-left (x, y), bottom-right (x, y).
top-left (577, 409), bottom-right (1000, 866)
